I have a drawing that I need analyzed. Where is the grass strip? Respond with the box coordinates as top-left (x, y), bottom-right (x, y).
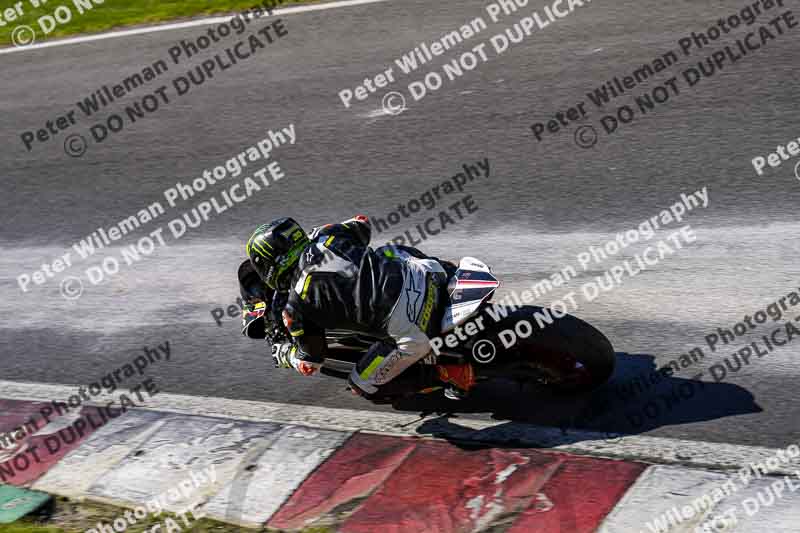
top-left (1, 0), bottom-right (318, 47)
top-left (7, 495), bottom-right (334, 533)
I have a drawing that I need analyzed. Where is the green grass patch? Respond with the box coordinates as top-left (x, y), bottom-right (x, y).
top-left (0, 0), bottom-right (318, 47)
top-left (6, 495), bottom-right (335, 533)
top-left (0, 525), bottom-right (63, 533)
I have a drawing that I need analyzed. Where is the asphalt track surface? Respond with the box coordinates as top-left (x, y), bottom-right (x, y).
top-left (1, 0), bottom-right (799, 451)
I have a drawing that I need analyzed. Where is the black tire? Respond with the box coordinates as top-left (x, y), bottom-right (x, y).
top-left (473, 305), bottom-right (615, 392)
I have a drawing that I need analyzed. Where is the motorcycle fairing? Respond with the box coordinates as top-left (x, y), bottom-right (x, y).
top-left (241, 301), bottom-right (268, 338)
top-left (440, 257), bottom-right (499, 333)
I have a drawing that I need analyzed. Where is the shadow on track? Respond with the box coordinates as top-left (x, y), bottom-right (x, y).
top-left (391, 352), bottom-right (762, 447)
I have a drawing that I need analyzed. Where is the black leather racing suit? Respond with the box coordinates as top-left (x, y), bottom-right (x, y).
top-left (274, 217), bottom-right (448, 400)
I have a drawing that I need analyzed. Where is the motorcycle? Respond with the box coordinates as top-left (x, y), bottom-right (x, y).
top-left (245, 256), bottom-right (616, 396)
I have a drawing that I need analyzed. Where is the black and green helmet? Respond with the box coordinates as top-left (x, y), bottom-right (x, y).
top-left (246, 217), bottom-right (310, 290)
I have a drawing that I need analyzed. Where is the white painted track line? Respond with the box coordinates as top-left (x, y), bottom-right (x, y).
top-left (0, 0), bottom-right (391, 55)
top-left (1, 379), bottom-right (798, 474)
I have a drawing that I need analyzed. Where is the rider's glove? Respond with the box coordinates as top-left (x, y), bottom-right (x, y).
top-left (271, 343), bottom-right (321, 376)
top-left (271, 342), bottom-right (295, 369)
top-left (296, 360), bottom-right (321, 376)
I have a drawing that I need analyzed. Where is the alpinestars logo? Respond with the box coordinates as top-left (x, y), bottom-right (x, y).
top-left (405, 275), bottom-right (422, 322)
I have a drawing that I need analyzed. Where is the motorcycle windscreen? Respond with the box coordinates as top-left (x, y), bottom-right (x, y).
top-left (440, 257), bottom-right (499, 333)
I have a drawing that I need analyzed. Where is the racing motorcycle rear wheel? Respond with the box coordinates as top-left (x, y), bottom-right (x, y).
top-left (467, 306), bottom-right (615, 392)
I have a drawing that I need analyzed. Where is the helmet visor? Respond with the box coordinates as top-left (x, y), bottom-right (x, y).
top-left (249, 255), bottom-right (272, 284)
top-left (266, 239), bottom-right (308, 290)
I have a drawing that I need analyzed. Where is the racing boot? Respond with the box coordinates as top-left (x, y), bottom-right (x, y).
top-left (437, 363), bottom-right (475, 400)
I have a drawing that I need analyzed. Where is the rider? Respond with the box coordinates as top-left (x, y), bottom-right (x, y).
top-left (241, 215), bottom-right (475, 402)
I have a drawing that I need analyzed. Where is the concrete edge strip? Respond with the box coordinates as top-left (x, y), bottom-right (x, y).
top-left (1, 379), bottom-right (797, 474)
top-left (597, 464), bottom-right (800, 532)
top-left (0, 0), bottom-right (391, 55)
